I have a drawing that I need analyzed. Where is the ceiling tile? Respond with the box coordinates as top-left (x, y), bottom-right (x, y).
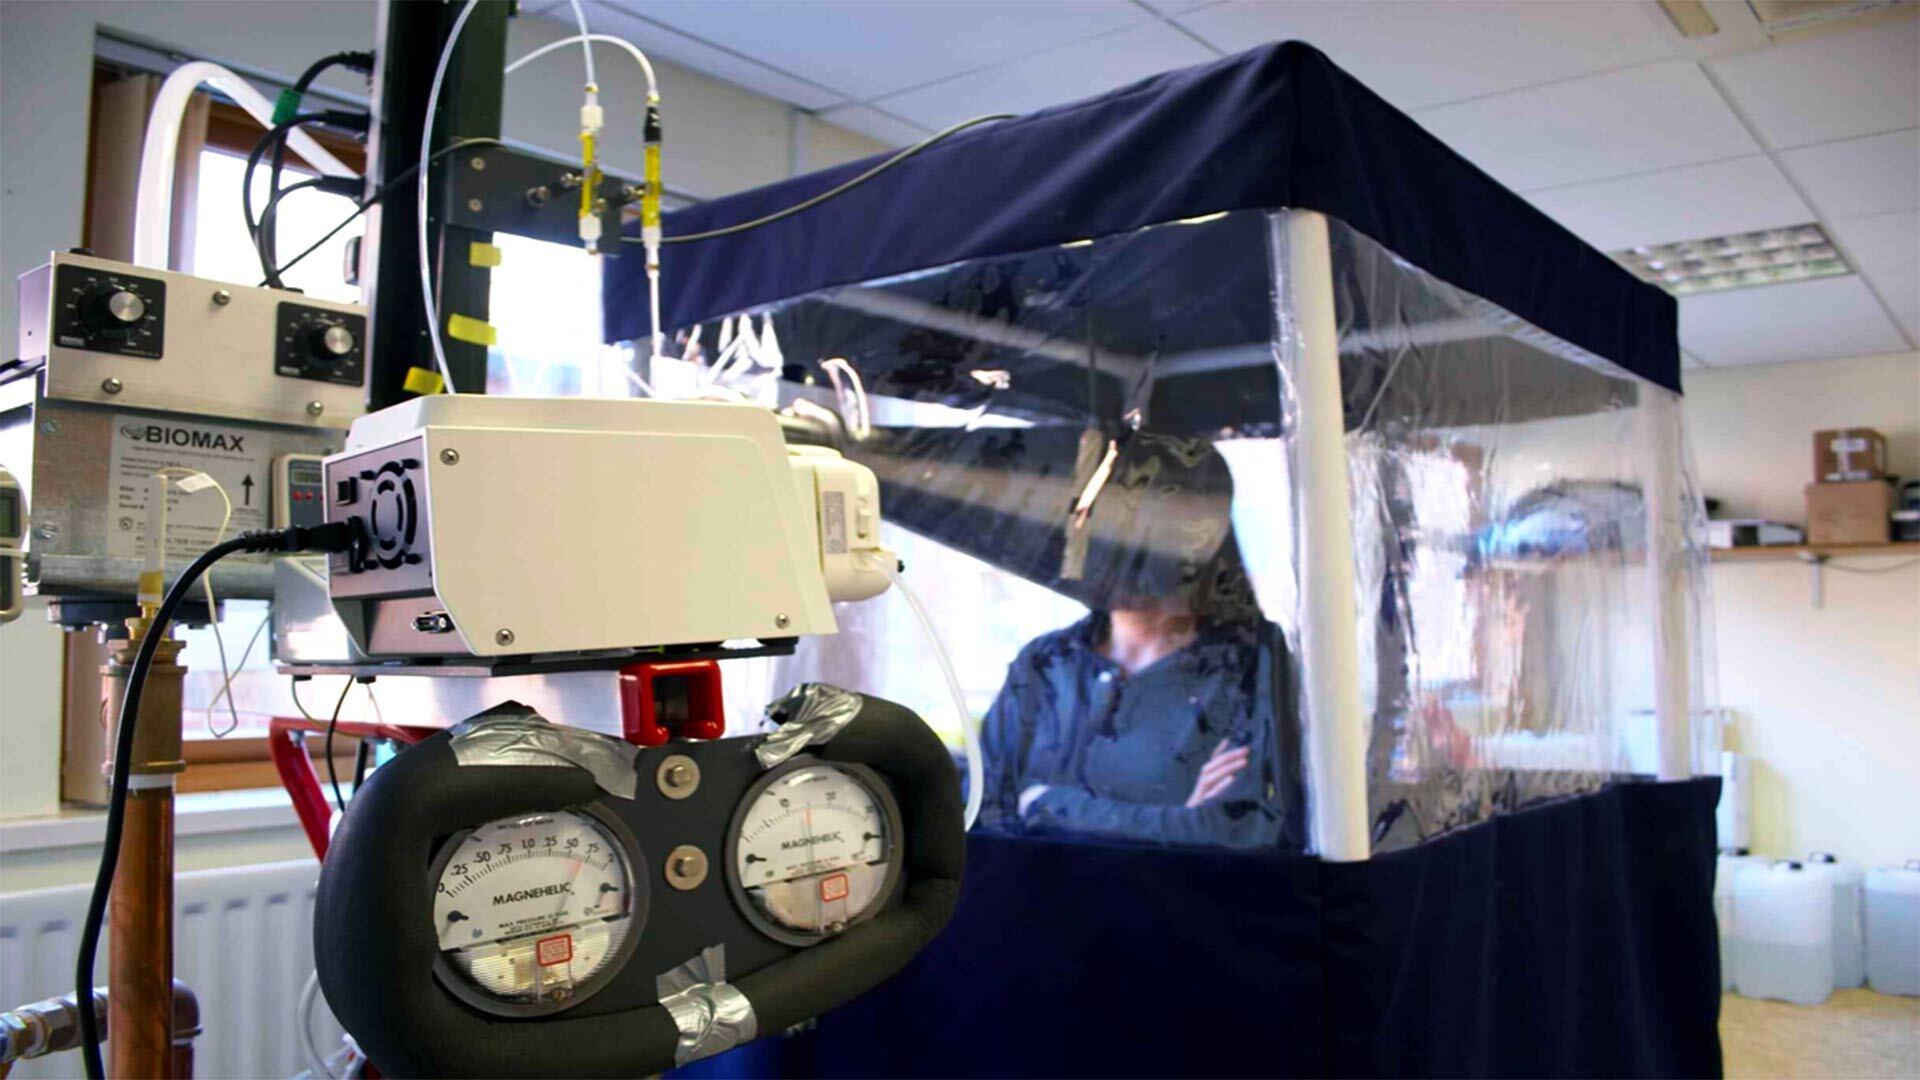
top-left (578, 3), bottom-right (848, 109)
top-left (1829, 209), bottom-right (1920, 342)
top-left (1414, 61), bottom-right (1760, 192)
top-left (1778, 128), bottom-right (1920, 220)
top-left (599, 1), bottom-right (1148, 103)
top-left (1174, 0), bottom-right (1677, 112)
top-left (1680, 275), bottom-right (1908, 364)
top-left (1708, 20), bottom-right (1920, 149)
top-left (1527, 155), bottom-right (1813, 251)
top-left (859, 20), bottom-right (1216, 132)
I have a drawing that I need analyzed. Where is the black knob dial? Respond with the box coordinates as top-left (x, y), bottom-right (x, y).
top-left (81, 285), bottom-right (147, 333)
top-left (307, 323), bottom-right (355, 365)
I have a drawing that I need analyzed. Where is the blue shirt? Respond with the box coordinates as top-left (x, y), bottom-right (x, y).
top-left (978, 614), bottom-right (1296, 850)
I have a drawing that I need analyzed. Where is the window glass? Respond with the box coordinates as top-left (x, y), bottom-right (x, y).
top-left (193, 148), bottom-right (362, 303)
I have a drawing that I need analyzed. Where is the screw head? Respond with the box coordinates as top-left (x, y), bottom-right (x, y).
top-left (466, 197), bottom-right (484, 213)
top-left (39, 419), bottom-right (61, 435)
top-left (306, 400), bottom-right (325, 417)
top-left (212, 288), bottom-right (232, 306)
top-left (439, 448), bottom-right (460, 465)
top-left (470, 156), bottom-right (487, 171)
top-left (656, 755), bottom-right (700, 799)
top-left (665, 845), bottom-right (708, 890)
top-left (100, 377), bottom-right (123, 395)
top-left (494, 628), bottom-right (515, 646)
top-left (774, 613), bottom-right (791, 629)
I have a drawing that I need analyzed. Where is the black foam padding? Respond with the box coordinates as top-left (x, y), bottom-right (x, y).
top-left (733, 696), bottom-right (966, 1034)
top-left (314, 693), bottom-right (963, 1078)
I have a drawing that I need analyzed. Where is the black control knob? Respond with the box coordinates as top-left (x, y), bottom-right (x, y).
top-left (307, 323), bottom-right (356, 366)
top-left (81, 285), bottom-right (147, 333)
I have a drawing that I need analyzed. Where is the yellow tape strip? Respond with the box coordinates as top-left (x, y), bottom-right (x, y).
top-left (446, 313), bottom-right (498, 347)
top-left (403, 366), bottom-right (446, 396)
top-left (468, 241), bottom-right (503, 268)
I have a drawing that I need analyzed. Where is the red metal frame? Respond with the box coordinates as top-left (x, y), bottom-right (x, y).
top-left (618, 659), bottom-right (726, 745)
top-left (271, 660), bottom-right (730, 860)
top-left (268, 716), bottom-right (436, 860)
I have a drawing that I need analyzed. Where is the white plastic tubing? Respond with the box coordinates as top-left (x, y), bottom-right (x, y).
top-left (134, 61), bottom-right (356, 270)
top-left (1640, 391), bottom-right (1694, 781)
top-left (1277, 210), bottom-right (1372, 862)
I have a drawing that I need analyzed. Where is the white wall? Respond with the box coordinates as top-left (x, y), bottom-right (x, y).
top-left (0, 0), bottom-right (890, 369)
top-left (1684, 351), bottom-right (1920, 868)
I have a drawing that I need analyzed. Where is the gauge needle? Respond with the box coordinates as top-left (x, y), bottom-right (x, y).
top-left (548, 849), bottom-right (589, 929)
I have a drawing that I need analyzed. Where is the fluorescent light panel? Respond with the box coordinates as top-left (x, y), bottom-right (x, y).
top-left (1612, 223), bottom-right (1852, 296)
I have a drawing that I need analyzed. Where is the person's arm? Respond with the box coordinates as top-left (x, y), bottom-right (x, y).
top-left (976, 659), bottom-right (1042, 831)
top-left (1020, 752), bottom-right (1282, 850)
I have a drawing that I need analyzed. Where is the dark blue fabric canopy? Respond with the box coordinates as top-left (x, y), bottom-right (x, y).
top-left (605, 41), bottom-right (1681, 394)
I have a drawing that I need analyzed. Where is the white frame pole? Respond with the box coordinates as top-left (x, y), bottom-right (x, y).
top-left (1641, 389), bottom-right (1693, 781)
top-left (1277, 210), bottom-right (1371, 861)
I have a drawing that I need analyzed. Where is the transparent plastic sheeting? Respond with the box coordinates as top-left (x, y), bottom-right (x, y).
top-left (635, 208), bottom-right (1712, 855)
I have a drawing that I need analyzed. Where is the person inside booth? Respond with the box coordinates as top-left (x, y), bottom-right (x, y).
top-left (976, 433), bottom-right (1300, 850)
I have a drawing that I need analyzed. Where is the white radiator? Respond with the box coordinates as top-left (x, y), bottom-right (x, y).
top-left (0, 859), bottom-right (343, 1080)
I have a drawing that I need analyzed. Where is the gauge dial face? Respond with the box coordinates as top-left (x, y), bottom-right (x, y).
top-left (728, 760), bottom-right (902, 946)
top-left (431, 808), bottom-right (643, 1016)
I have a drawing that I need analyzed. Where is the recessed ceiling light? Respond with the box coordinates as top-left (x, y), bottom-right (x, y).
top-left (1611, 223), bottom-right (1852, 296)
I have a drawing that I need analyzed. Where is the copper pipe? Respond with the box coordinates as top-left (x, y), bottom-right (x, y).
top-left (110, 788), bottom-right (174, 1078)
top-left (101, 631), bottom-right (186, 1080)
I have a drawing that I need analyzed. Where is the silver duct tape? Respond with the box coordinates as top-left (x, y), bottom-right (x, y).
top-left (447, 705), bottom-right (640, 799)
top-left (756, 683), bottom-right (863, 768)
top-left (656, 944), bottom-right (757, 1066)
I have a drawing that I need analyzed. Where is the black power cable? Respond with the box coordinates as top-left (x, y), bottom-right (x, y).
top-left (264, 52), bottom-right (376, 289)
top-left (625, 112), bottom-right (1016, 247)
top-left (259, 137), bottom-right (507, 285)
top-left (242, 109), bottom-right (370, 284)
top-left (255, 175), bottom-right (361, 287)
top-left (76, 522), bottom-right (355, 1080)
top-left (324, 677), bottom-right (355, 813)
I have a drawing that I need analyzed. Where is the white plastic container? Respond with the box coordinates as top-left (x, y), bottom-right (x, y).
top-left (1805, 853), bottom-right (1866, 989)
top-left (1730, 860), bottom-right (1834, 1005)
top-left (1716, 852), bottom-right (1766, 991)
top-left (1864, 860), bottom-right (1920, 997)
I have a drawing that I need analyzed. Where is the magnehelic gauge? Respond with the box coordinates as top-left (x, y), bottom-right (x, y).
top-left (429, 807), bottom-right (646, 1016)
top-left (313, 691), bottom-right (964, 1078)
top-left (727, 758), bottom-right (903, 946)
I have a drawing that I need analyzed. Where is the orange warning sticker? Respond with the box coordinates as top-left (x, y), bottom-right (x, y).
top-left (819, 872), bottom-right (851, 903)
top-left (536, 933), bottom-right (573, 967)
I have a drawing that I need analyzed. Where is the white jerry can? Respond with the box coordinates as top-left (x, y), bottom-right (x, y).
top-left (1729, 860), bottom-right (1834, 1006)
top-left (1805, 853), bottom-right (1866, 989)
top-left (1715, 852), bottom-right (1766, 992)
top-left (1864, 860), bottom-right (1920, 997)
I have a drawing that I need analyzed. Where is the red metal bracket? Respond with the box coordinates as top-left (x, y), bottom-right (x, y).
top-left (269, 716), bottom-right (435, 861)
top-left (618, 659), bottom-right (726, 746)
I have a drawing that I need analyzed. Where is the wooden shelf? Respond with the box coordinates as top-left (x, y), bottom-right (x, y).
top-left (1710, 541), bottom-right (1920, 563)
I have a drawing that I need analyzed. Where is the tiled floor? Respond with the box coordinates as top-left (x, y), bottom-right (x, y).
top-left (1722, 989), bottom-right (1919, 1078)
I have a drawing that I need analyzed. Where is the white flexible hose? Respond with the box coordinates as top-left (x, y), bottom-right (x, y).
top-left (505, 33), bottom-right (657, 94)
top-left (881, 560), bottom-right (982, 830)
top-left (563, 0), bottom-right (598, 87)
top-left (134, 61), bottom-right (355, 269)
top-left (297, 969), bottom-right (332, 1080)
top-left (151, 468), bottom-right (240, 738)
top-left (416, 0), bottom-right (483, 395)
top-left (504, 30), bottom-right (665, 367)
